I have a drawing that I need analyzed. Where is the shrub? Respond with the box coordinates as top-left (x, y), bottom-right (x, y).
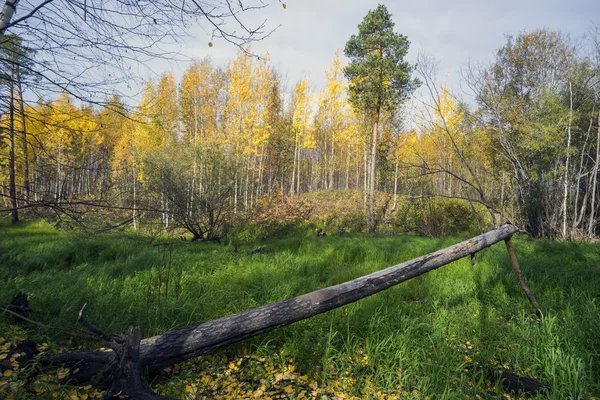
top-left (395, 197), bottom-right (490, 237)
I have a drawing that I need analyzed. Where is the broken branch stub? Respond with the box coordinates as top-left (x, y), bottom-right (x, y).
top-left (105, 327), bottom-right (174, 400)
top-left (504, 238), bottom-right (540, 312)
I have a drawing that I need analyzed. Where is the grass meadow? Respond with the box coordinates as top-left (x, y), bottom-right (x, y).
top-left (0, 221), bottom-right (599, 399)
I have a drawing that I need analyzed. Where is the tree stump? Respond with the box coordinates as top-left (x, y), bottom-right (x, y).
top-left (104, 327), bottom-right (173, 400)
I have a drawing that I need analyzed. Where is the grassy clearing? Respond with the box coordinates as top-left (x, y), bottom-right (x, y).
top-left (0, 221), bottom-right (599, 399)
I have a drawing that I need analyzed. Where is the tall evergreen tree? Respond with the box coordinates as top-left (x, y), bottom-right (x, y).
top-left (0, 34), bottom-right (35, 222)
top-left (344, 4), bottom-right (419, 232)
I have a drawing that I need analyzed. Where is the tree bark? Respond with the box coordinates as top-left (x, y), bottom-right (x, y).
top-left (290, 130), bottom-right (298, 195)
top-left (392, 158), bottom-right (398, 211)
top-left (16, 68), bottom-right (29, 203)
top-left (504, 238), bottom-right (539, 311)
top-left (363, 136), bottom-right (367, 209)
top-left (588, 109), bottom-right (600, 237)
top-left (562, 81), bottom-right (573, 239)
top-left (572, 107), bottom-right (594, 231)
top-left (9, 60), bottom-right (18, 223)
top-left (368, 105), bottom-right (380, 232)
top-left (53, 224), bottom-right (521, 382)
top-left (105, 327), bottom-right (174, 400)
top-left (0, 0), bottom-right (19, 34)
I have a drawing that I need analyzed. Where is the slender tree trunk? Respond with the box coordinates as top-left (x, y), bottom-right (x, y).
top-left (1, 181), bottom-right (8, 207)
top-left (8, 62), bottom-right (18, 223)
top-left (189, 101), bottom-right (199, 218)
top-left (330, 130), bottom-right (335, 190)
top-left (588, 109), bottom-right (600, 237)
top-left (500, 171), bottom-right (505, 223)
top-left (250, 158), bottom-right (255, 209)
top-left (132, 162), bottom-right (138, 231)
top-left (345, 147), bottom-right (350, 191)
top-left (311, 156), bottom-right (317, 192)
top-left (322, 136), bottom-right (328, 190)
top-left (244, 159), bottom-right (249, 209)
top-left (290, 131), bottom-right (298, 195)
top-left (392, 158), bottom-right (398, 211)
top-left (280, 167), bottom-right (284, 200)
top-left (234, 170), bottom-right (238, 214)
top-left (363, 138), bottom-right (367, 209)
top-left (16, 69), bottom-right (29, 203)
top-left (131, 130), bottom-right (138, 231)
top-left (448, 160), bottom-right (452, 196)
top-left (368, 106), bottom-right (380, 233)
top-left (56, 139), bottom-right (62, 200)
top-left (573, 106), bottom-right (595, 230)
top-left (562, 81), bottom-right (573, 239)
top-left (355, 153), bottom-right (359, 191)
top-left (296, 147), bottom-right (301, 195)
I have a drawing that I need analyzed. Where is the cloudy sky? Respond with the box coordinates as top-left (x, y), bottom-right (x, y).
top-left (150, 0), bottom-right (598, 99)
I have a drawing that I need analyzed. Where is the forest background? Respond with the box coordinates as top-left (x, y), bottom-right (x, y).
top-left (2, 20), bottom-right (600, 240)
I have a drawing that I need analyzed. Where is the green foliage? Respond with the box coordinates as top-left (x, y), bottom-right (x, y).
top-left (343, 4), bottom-right (419, 115)
top-left (395, 198), bottom-right (490, 238)
top-left (235, 192), bottom-right (492, 241)
top-left (0, 34), bottom-right (36, 84)
top-left (479, 29), bottom-right (580, 237)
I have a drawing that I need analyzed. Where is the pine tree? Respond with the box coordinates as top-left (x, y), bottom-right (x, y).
top-left (344, 4), bottom-right (419, 232)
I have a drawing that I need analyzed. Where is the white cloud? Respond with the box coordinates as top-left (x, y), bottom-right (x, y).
top-left (141, 0), bottom-right (597, 103)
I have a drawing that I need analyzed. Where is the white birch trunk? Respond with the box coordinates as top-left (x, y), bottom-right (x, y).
top-left (0, 0), bottom-right (19, 34)
top-left (562, 81), bottom-right (573, 239)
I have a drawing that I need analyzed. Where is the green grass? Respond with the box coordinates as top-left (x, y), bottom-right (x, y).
top-left (0, 221), bottom-right (599, 399)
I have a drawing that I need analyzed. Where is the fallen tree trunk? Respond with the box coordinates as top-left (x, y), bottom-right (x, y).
top-left (51, 224), bottom-right (523, 383)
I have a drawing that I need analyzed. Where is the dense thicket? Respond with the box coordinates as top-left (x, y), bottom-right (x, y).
top-left (1, 28), bottom-right (599, 239)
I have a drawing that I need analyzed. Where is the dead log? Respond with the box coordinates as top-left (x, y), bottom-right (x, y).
top-left (92, 217), bottom-right (134, 234)
top-left (469, 364), bottom-right (551, 397)
top-left (493, 368), bottom-right (550, 397)
top-left (139, 224), bottom-right (521, 369)
top-left (52, 224), bottom-right (524, 383)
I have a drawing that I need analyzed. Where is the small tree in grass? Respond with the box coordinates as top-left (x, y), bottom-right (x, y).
top-left (344, 4), bottom-right (419, 232)
top-left (146, 145), bottom-right (235, 241)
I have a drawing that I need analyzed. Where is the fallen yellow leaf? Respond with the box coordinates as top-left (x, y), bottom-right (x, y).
top-left (57, 367), bottom-right (69, 379)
